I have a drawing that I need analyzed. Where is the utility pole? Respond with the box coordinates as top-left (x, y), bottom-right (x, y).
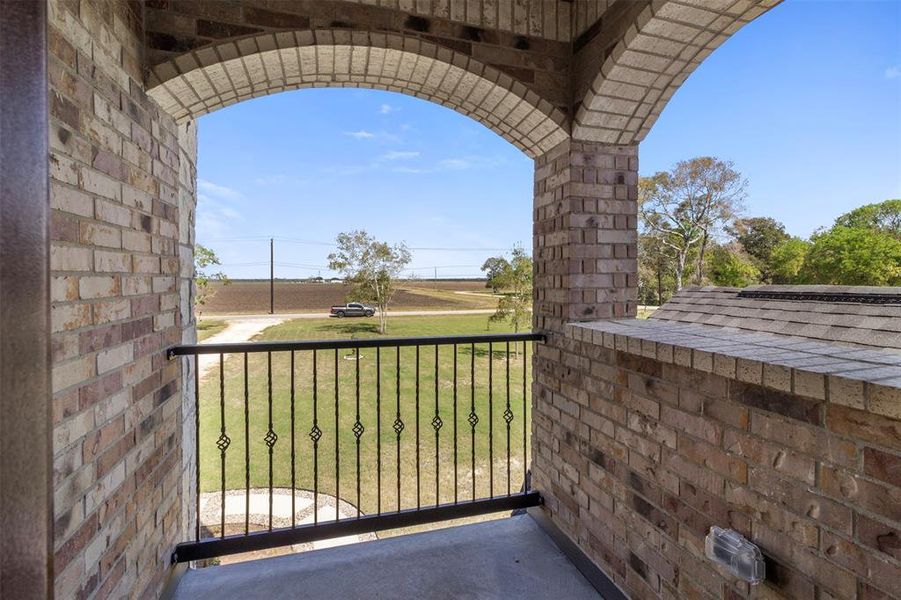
top-left (269, 237), bottom-right (274, 315)
top-left (434, 266), bottom-right (438, 289)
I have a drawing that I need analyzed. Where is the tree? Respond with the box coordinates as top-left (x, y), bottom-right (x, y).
top-left (639, 157), bottom-right (746, 290)
top-left (768, 237), bottom-right (810, 284)
top-left (729, 216), bottom-right (790, 282)
top-left (800, 226), bottom-right (901, 286)
top-left (481, 256), bottom-right (507, 293)
top-left (484, 247), bottom-right (532, 347)
top-left (706, 245), bottom-right (760, 288)
top-left (638, 232), bottom-right (676, 306)
top-left (194, 245), bottom-right (229, 316)
top-left (834, 199), bottom-right (901, 238)
top-left (327, 230), bottom-right (412, 334)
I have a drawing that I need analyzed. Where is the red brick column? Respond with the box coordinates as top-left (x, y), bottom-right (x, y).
top-left (533, 138), bottom-right (638, 334)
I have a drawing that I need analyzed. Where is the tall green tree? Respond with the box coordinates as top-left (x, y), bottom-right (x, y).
top-left (768, 237), bottom-right (810, 284)
top-left (729, 216), bottom-right (790, 282)
top-left (639, 157), bottom-right (746, 290)
top-left (483, 246), bottom-right (532, 343)
top-left (800, 226), bottom-right (901, 286)
top-left (194, 244), bottom-right (229, 316)
top-left (481, 256), bottom-right (507, 293)
top-left (834, 199), bottom-right (901, 238)
top-left (327, 230), bottom-right (412, 334)
top-left (706, 245), bottom-right (760, 288)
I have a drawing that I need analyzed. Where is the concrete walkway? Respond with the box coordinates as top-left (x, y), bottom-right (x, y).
top-left (173, 514), bottom-right (602, 600)
top-left (197, 316), bottom-right (286, 376)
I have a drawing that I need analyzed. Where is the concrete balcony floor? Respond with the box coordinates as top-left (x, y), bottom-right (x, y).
top-left (172, 514), bottom-right (602, 599)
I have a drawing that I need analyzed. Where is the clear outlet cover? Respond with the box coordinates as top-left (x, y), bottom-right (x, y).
top-left (704, 526), bottom-right (766, 584)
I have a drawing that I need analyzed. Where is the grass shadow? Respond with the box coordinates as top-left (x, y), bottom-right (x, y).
top-left (313, 321), bottom-right (381, 336)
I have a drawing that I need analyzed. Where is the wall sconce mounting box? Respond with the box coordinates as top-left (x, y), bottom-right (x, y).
top-left (705, 526), bottom-right (765, 584)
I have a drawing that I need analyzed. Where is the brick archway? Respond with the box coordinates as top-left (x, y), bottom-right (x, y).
top-left (574, 0), bottom-right (780, 144)
top-left (146, 29), bottom-right (568, 158)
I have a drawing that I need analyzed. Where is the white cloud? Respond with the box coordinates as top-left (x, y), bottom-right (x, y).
top-left (198, 179), bottom-right (242, 200)
top-left (379, 103), bottom-right (396, 114)
top-left (196, 193), bottom-right (242, 238)
top-left (345, 130), bottom-right (376, 139)
top-left (437, 158), bottom-right (470, 170)
top-left (885, 65), bottom-right (901, 79)
top-left (381, 150), bottom-right (420, 161)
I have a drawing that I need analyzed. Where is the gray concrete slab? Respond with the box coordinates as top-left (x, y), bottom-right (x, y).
top-left (172, 515), bottom-right (602, 599)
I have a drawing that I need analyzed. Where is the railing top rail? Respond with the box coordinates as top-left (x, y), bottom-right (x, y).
top-left (167, 332), bottom-right (545, 358)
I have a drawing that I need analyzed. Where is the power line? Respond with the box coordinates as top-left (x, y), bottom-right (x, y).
top-left (203, 235), bottom-right (516, 252)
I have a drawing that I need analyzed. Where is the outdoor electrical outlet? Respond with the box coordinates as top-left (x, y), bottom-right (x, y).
top-left (705, 526), bottom-right (765, 584)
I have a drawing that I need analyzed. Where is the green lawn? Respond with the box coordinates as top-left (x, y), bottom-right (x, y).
top-left (197, 320), bottom-right (228, 341)
top-left (198, 314), bottom-right (532, 523)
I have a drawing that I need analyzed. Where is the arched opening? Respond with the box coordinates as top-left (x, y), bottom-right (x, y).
top-left (147, 29), bottom-right (568, 158)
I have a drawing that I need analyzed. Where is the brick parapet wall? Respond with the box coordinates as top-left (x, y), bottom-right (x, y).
top-left (48, 0), bottom-right (197, 596)
top-left (533, 139), bottom-right (638, 335)
top-left (531, 319), bottom-right (901, 599)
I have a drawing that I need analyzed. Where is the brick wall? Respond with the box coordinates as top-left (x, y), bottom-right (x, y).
top-left (533, 138), bottom-right (638, 335)
top-left (49, 0), bottom-right (197, 596)
top-left (531, 320), bottom-right (901, 599)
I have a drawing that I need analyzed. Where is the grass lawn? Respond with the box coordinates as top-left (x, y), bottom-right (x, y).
top-left (198, 314), bottom-right (532, 523)
top-left (197, 320), bottom-right (228, 341)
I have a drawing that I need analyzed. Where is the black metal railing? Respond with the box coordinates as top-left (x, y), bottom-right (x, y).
top-left (168, 333), bottom-right (544, 563)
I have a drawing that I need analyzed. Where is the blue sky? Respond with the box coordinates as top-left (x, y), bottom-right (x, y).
top-left (197, 1), bottom-right (900, 280)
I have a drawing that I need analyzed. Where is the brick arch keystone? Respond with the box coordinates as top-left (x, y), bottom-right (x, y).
top-left (574, 0), bottom-right (781, 145)
top-left (146, 29), bottom-right (569, 158)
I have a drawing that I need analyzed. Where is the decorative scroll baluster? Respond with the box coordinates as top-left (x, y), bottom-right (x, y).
top-left (265, 352), bottom-right (277, 531)
top-left (394, 347), bottom-right (403, 513)
top-left (218, 354), bottom-right (229, 539)
top-left (505, 341), bottom-right (513, 496)
top-left (354, 347), bottom-right (363, 519)
top-left (433, 345), bottom-right (442, 506)
top-left (469, 343), bottom-right (477, 501)
top-left (311, 350), bottom-right (320, 524)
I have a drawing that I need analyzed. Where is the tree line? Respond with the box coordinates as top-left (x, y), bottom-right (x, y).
top-left (639, 157), bottom-right (901, 306)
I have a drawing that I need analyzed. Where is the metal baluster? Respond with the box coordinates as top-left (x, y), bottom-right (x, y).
top-left (523, 342), bottom-right (528, 491)
top-left (452, 344), bottom-right (458, 504)
top-left (354, 347), bottom-right (362, 519)
top-left (291, 351), bottom-right (296, 528)
top-left (194, 354), bottom-right (200, 542)
top-left (488, 342), bottom-right (493, 497)
top-left (433, 345), bottom-right (441, 506)
top-left (266, 352), bottom-right (276, 531)
top-left (218, 354), bottom-right (228, 539)
top-left (469, 343), bottom-right (476, 502)
top-left (244, 353), bottom-right (249, 536)
top-left (376, 347), bottom-right (381, 515)
top-left (395, 346), bottom-right (402, 513)
top-left (415, 345), bottom-right (420, 511)
top-left (335, 349), bottom-right (340, 522)
top-left (311, 350), bottom-right (320, 525)
top-left (505, 341), bottom-right (512, 497)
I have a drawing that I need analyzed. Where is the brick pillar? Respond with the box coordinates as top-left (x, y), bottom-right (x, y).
top-left (531, 138), bottom-right (638, 544)
top-left (533, 139), bottom-right (638, 334)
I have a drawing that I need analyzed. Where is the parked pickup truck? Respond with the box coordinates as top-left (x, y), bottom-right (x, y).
top-left (329, 303), bottom-right (375, 318)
